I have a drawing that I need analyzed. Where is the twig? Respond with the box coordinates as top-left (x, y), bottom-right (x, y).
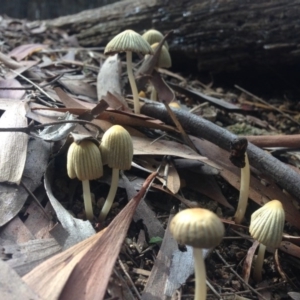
top-left (140, 102), bottom-right (300, 200)
top-left (0, 119), bottom-right (103, 136)
top-left (11, 69), bottom-right (57, 102)
top-left (20, 181), bottom-right (51, 221)
top-left (235, 85), bottom-right (300, 127)
top-left (117, 258), bottom-right (142, 300)
top-left (215, 250), bottom-right (268, 300)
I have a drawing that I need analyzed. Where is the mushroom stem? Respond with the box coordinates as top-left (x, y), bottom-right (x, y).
top-left (150, 87), bottom-right (157, 101)
top-left (126, 51), bottom-right (140, 114)
top-left (234, 152), bottom-right (250, 224)
top-left (82, 179), bottom-right (94, 221)
top-left (193, 247), bottom-right (207, 300)
top-left (253, 243), bottom-right (266, 282)
top-left (99, 168), bottom-right (119, 221)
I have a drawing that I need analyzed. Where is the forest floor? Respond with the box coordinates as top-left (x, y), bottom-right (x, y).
top-left (0, 15), bottom-right (300, 300)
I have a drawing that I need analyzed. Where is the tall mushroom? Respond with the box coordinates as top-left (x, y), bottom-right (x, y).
top-left (104, 29), bottom-right (153, 114)
top-left (142, 29), bottom-right (169, 49)
top-left (99, 125), bottom-right (133, 221)
top-left (67, 138), bottom-right (103, 221)
top-left (231, 137), bottom-right (250, 224)
top-left (170, 208), bottom-right (225, 300)
top-left (249, 200), bottom-right (285, 281)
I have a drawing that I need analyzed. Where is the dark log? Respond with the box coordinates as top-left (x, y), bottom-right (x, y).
top-left (30, 0), bottom-right (300, 72)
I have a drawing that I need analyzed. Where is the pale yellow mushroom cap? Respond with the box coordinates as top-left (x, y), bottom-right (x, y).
top-left (100, 125), bottom-right (133, 170)
top-left (150, 42), bottom-right (172, 68)
top-left (142, 29), bottom-right (169, 49)
top-left (249, 200), bottom-right (285, 248)
top-left (170, 208), bottom-right (225, 248)
top-left (104, 29), bottom-right (154, 55)
top-left (67, 140), bottom-right (103, 181)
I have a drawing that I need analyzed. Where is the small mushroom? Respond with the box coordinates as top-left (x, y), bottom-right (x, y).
top-left (104, 29), bottom-right (153, 114)
top-left (249, 200), bottom-right (285, 281)
top-left (148, 42), bottom-right (172, 101)
top-left (170, 208), bottom-right (224, 300)
top-left (142, 29), bottom-right (169, 49)
top-left (99, 125), bottom-right (133, 221)
top-left (67, 139), bottom-right (103, 221)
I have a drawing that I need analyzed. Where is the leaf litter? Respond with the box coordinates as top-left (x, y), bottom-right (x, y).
top-left (0, 14), bottom-right (299, 300)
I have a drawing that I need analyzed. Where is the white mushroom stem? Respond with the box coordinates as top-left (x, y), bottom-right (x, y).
top-left (150, 87), bottom-right (157, 101)
top-left (82, 179), bottom-right (94, 221)
top-left (126, 51), bottom-right (140, 114)
top-left (253, 243), bottom-right (266, 282)
top-left (193, 248), bottom-right (207, 300)
top-left (234, 153), bottom-right (250, 224)
top-left (99, 168), bottom-right (119, 222)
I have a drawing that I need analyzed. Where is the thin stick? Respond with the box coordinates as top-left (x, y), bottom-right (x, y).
top-left (0, 119), bottom-right (103, 135)
top-left (235, 85), bottom-right (300, 127)
top-left (11, 70), bottom-right (57, 102)
top-left (118, 258), bottom-right (142, 300)
top-left (215, 250), bottom-right (268, 300)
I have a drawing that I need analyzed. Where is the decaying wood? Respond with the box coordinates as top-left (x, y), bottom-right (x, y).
top-left (29, 0), bottom-right (300, 72)
top-left (140, 102), bottom-right (300, 200)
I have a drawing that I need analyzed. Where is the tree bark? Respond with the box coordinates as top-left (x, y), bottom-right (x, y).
top-left (31, 0), bottom-right (300, 72)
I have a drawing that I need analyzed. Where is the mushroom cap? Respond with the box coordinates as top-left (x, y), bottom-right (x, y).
top-left (104, 29), bottom-right (154, 55)
top-left (100, 125), bottom-right (133, 170)
top-left (142, 29), bottom-right (169, 49)
top-left (249, 200), bottom-right (285, 248)
top-left (67, 140), bottom-right (103, 181)
top-left (170, 208), bottom-right (225, 248)
top-left (150, 42), bottom-right (172, 68)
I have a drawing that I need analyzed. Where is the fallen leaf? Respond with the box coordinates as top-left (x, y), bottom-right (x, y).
top-left (97, 54), bottom-right (130, 111)
top-left (23, 172), bottom-right (156, 300)
top-left (0, 138), bottom-right (51, 226)
top-left (9, 44), bottom-right (48, 61)
top-left (0, 78), bottom-right (25, 99)
top-left (0, 259), bottom-right (41, 300)
top-left (0, 102), bottom-right (28, 184)
top-left (44, 160), bottom-right (95, 250)
top-left (242, 240), bottom-right (259, 283)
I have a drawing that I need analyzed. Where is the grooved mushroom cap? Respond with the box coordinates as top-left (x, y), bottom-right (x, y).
top-left (249, 200), bottom-right (285, 248)
top-left (142, 29), bottom-right (169, 49)
top-left (170, 208), bottom-right (225, 248)
top-left (100, 125), bottom-right (133, 170)
top-left (67, 140), bottom-right (103, 181)
top-left (104, 29), bottom-right (154, 55)
top-left (150, 42), bottom-right (172, 68)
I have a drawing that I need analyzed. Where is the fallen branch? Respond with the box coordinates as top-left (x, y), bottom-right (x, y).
top-left (141, 102), bottom-right (300, 200)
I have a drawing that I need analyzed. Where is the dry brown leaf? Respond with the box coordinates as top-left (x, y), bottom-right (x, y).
top-left (0, 102), bottom-right (29, 184)
top-left (242, 240), bottom-right (259, 283)
top-left (193, 137), bottom-right (300, 229)
top-left (23, 172), bottom-right (157, 300)
top-left (133, 136), bottom-right (220, 169)
top-left (9, 44), bottom-right (48, 61)
top-left (279, 241), bottom-right (300, 259)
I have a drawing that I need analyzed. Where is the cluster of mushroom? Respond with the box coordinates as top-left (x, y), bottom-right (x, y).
top-left (104, 28), bottom-right (173, 112)
top-left (66, 125), bottom-right (133, 222)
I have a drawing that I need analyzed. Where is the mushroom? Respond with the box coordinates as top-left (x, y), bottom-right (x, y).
top-left (147, 42), bottom-right (172, 101)
top-left (230, 138), bottom-right (250, 224)
top-left (99, 125), bottom-right (133, 221)
top-left (170, 208), bottom-right (225, 300)
top-left (249, 200), bottom-right (285, 281)
top-left (104, 29), bottom-right (153, 114)
top-left (234, 152), bottom-right (250, 224)
top-left (142, 29), bottom-right (169, 49)
top-left (67, 139), bottom-right (103, 221)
